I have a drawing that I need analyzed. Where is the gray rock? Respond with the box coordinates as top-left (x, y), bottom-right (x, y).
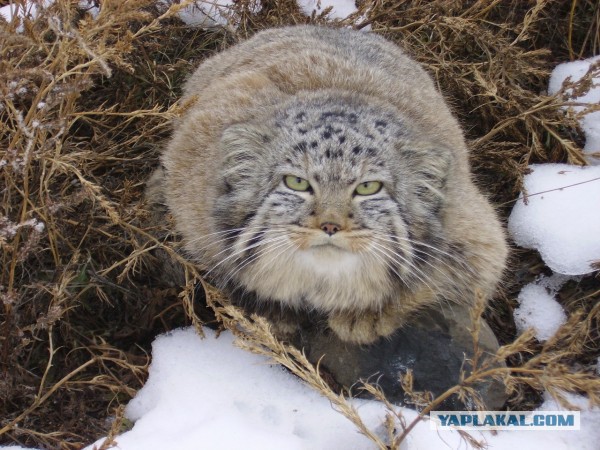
top-left (293, 305), bottom-right (507, 411)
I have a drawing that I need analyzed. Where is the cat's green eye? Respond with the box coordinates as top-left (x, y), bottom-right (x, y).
top-left (284, 175), bottom-right (311, 192)
top-left (355, 181), bottom-right (382, 196)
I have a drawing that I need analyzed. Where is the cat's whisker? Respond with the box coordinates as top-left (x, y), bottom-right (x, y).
top-left (186, 225), bottom-right (265, 244)
top-left (217, 232), bottom-right (291, 275)
top-left (367, 239), bottom-right (414, 272)
top-left (369, 241), bottom-right (433, 291)
top-left (370, 232), bottom-right (471, 279)
top-left (371, 232), bottom-right (469, 269)
top-left (223, 239), bottom-right (296, 287)
top-left (238, 242), bottom-right (297, 288)
top-left (362, 250), bottom-right (419, 314)
top-left (366, 245), bottom-right (404, 282)
top-left (370, 234), bottom-right (460, 288)
top-left (187, 233), bottom-right (258, 256)
top-left (205, 233), bottom-right (289, 277)
top-left (186, 226), bottom-right (288, 248)
top-left (195, 228), bottom-right (289, 265)
top-left (368, 244), bottom-right (434, 295)
top-left (226, 238), bottom-right (291, 276)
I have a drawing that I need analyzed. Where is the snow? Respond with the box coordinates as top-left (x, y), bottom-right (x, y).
top-left (537, 391), bottom-right (600, 449)
top-left (76, 327), bottom-right (600, 450)
top-left (33, 220), bottom-right (45, 233)
top-left (513, 278), bottom-right (567, 342)
top-left (0, 3), bottom-right (27, 32)
top-left (78, 0), bottom-right (100, 19)
top-left (0, 0), bottom-right (98, 35)
top-left (2, 1), bottom-right (364, 31)
top-left (1, 1), bottom-right (238, 29)
top-left (84, 328), bottom-right (389, 450)
top-left (158, 0), bottom-right (262, 28)
top-left (508, 56), bottom-right (600, 346)
top-left (548, 55), bottom-right (600, 165)
top-left (504, 57), bottom-right (599, 436)
top-left (298, 0), bottom-right (358, 19)
top-left (163, 0), bottom-right (236, 28)
top-left (0, 447), bottom-right (40, 450)
top-left (0, 0), bottom-right (53, 31)
top-left (507, 163), bottom-right (600, 275)
top-left (0, 217), bottom-right (45, 240)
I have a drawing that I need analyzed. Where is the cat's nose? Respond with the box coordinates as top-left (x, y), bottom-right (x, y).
top-left (321, 222), bottom-right (341, 236)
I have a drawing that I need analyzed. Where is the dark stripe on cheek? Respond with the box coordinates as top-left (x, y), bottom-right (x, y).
top-left (247, 229), bottom-right (265, 249)
top-left (387, 195), bottom-right (410, 227)
top-left (228, 211), bottom-right (258, 239)
top-left (244, 228), bottom-right (267, 260)
top-left (241, 211), bottom-right (257, 227)
top-left (385, 229), bottom-right (409, 278)
top-left (273, 190), bottom-right (308, 202)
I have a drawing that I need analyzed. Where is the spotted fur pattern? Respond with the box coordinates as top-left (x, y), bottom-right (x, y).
top-left (154, 26), bottom-right (508, 344)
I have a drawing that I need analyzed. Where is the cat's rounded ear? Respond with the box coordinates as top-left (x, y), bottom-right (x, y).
top-left (219, 123), bottom-right (273, 184)
top-left (221, 123), bottom-right (273, 150)
top-left (400, 143), bottom-right (455, 206)
top-left (420, 145), bottom-right (454, 190)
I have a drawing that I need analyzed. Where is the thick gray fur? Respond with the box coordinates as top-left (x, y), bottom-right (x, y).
top-left (153, 26), bottom-right (508, 344)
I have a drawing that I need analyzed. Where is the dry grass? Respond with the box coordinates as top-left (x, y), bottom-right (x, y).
top-left (1, 0), bottom-right (599, 448)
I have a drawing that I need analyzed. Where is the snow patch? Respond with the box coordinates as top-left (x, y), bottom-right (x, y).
top-left (0, 447), bottom-right (41, 450)
top-left (80, 327), bottom-right (600, 450)
top-left (84, 328), bottom-right (389, 450)
top-left (298, 0), bottom-right (358, 20)
top-left (174, 0), bottom-right (234, 27)
top-left (78, 0), bottom-right (100, 19)
top-left (514, 279), bottom-right (567, 342)
top-left (159, 0), bottom-right (252, 28)
top-left (507, 163), bottom-right (600, 275)
top-left (0, 217), bottom-right (45, 240)
top-left (0, 1), bottom-right (53, 32)
top-left (537, 391), bottom-right (600, 450)
top-left (548, 55), bottom-right (600, 165)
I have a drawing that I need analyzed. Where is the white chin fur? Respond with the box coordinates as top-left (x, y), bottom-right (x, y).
top-left (237, 244), bottom-right (392, 312)
top-left (296, 245), bottom-right (362, 277)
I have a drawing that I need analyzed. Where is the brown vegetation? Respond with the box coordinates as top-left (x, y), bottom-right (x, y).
top-left (1, 0), bottom-right (599, 448)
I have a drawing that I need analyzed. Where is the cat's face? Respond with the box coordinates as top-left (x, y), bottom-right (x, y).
top-left (207, 95), bottom-right (453, 310)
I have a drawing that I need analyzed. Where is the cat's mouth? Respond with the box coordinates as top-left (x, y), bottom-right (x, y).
top-left (308, 239), bottom-right (353, 252)
top-left (311, 242), bottom-right (344, 250)
top-left (288, 226), bottom-right (370, 253)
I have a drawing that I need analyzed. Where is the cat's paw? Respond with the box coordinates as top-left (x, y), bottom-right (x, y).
top-left (260, 307), bottom-right (303, 340)
top-left (328, 310), bottom-right (401, 345)
top-left (268, 319), bottom-right (300, 339)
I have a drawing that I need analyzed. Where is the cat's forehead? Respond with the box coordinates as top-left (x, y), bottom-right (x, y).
top-left (275, 100), bottom-right (403, 140)
top-left (273, 98), bottom-right (406, 177)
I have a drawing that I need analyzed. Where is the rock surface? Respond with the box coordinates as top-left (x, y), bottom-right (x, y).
top-left (293, 305), bottom-right (507, 411)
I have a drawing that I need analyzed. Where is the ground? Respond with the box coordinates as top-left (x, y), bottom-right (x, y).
top-left (0, 1), bottom-right (599, 449)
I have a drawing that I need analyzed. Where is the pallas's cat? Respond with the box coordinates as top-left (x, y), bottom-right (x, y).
top-left (150, 26), bottom-right (508, 344)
